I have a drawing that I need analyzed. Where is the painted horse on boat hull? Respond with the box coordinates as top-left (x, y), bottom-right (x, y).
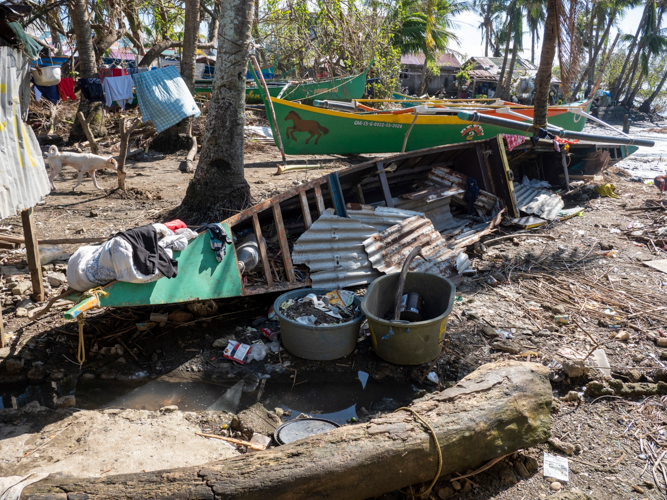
top-left (285, 111), bottom-right (329, 144)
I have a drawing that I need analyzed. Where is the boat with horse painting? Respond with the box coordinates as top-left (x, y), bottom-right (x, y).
top-left (257, 95), bottom-right (591, 155)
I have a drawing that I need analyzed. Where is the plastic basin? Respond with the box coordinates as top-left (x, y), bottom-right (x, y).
top-left (274, 288), bottom-right (364, 360)
top-left (361, 272), bottom-right (455, 365)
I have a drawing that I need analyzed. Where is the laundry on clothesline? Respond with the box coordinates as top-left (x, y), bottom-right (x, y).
top-left (102, 74), bottom-right (134, 109)
top-left (33, 80), bottom-right (59, 104)
top-left (78, 78), bottom-right (105, 103)
top-left (57, 77), bottom-right (77, 101)
top-left (132, 66), bottom-right (200, 133)
top-left (98, 67), bottom-right (127, 83)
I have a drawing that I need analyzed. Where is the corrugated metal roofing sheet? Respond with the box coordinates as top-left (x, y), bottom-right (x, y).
top-left (347, 205), bottom-right (423, 232)
top-left (513, 182), bottom-right (564, 220)
top-left (393, 196), bottom-right (469, 233)
top-left (401, 52), bottom-right (461, 68)
top-left (292, 208), bottom-right (382, 289)
top-left (363, 215), bottom-right (463, 280)
top-left (0, 46), bottom-right (51, 218)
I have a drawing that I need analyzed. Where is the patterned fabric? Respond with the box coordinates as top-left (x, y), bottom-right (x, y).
top-left (198, 222), bottom-right (232, 263)
top-left (78, 78), bottom-right (105, 102)
top-left (98, 67), bottom-right (127, 83)
top-left (504, 134), bottom-right (527, 152)
top-left (132, 66), bottom-right (200, 133)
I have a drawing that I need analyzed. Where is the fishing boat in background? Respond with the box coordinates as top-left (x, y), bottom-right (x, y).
top-left (257, 95), bottom-right (592, 155)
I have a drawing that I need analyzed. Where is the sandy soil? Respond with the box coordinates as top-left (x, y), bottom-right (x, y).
top-left (3, 115), bottom-right (667, 499)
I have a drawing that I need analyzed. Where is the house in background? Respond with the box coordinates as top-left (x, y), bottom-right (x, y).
top-left (399, 53), bottom-right (460, 96)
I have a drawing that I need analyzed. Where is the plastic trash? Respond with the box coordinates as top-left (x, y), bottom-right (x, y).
top-left (207, 380), bottom-right (244, 412)
top-left (593, 183), bottom-right (619, 198)
top-left (593, 348), bottom-right (611, 377)
top-left (39, 244), bottom-right (71, 265)
top-left (246, 343), bottom-right (268, 362)
top-left (150, 312), bottom-right (169, 322)
top-left (261, 327), bottom-right (277, 341)
top-left (267, 340), bottom-right (280, 353)
top-left (303, 293), bottom-right (326, 308)
top-left (296, 315), bottom-right (318, 325)
top-left (223, 340), bottom-right (252, 364)
top-left (426, 372), bottom-right (439, 384)
top-left (554, 315), bottom-right (569, 325)
top-left (325, 290), bottom-right (355, 307)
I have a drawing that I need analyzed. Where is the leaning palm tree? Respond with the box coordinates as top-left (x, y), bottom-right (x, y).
top-left (524, 0), bottom-right (546, 64)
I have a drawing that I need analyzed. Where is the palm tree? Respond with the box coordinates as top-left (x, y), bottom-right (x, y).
top-left (524, 0), bottom-right (546, 64)
top-left (533, 0), bottom-right (557, 134)
top-left (473, 0), bottom-right (503, 56)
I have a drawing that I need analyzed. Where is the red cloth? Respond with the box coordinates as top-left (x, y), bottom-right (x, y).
top-left (98, 67), bottom-right (127, 82)
top-left (164, 219), bottom-right (187, 231)
top-left (57, 78), bottom-right (77, 101)
top-left (504, 134), bottom-right (527, 151)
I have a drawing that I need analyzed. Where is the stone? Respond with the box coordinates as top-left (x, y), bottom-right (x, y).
top-left (15, 307), bottom-right (28, 317)
top-left (614, 330), bottom-right (630, 341)
top-left (27, 363), bottom-right (46, 380)
top-left (4, 357), bottom-right (23, 374)
top-left (514, 460), bottom-right (531, 478)
top-left (525, 455), bottom-right (539, 473)
top-left (81, 373), bottom-right (95, 380)
top-left (232, 403), bottom-right (280, 436)
top-left (12, 280), bottom-right (31, 295)
top-left (213, 336), bottom-right (236, 348)
top-left (55, 395), bottom-right (76, 408)
top-left (548, 437), bottom-right (576, 455)
top-left (550, 304), bottom-right (567, 315)
top-left (437, 486), bottom-right (455, 499)
top-left (50, 370), bottom-right (65, 381)
top-left (550, 489), bottom-right (595, 500)
top-left (22, 401), bottom-right (45, 413)
top-left (451, 480), bottom-right (461, 491)
top-left (497, 462), bottom-right (518, 485)
top-left (160, 405), bottom-right (179, 413)
top-left (562, 359), bottom-right (586, 378)
top-left (168, 310), bottom-right (194, 323)
top-left (560, 391), bottom-right (580, 402)
top-left (274, 407), bottom-right (284, 417)
top-left (550, 481), bottom-right (562, 491)
top-left (491, 340), bottom-right (522, 354)
top-left (633, 485), bottom-right (646, 494)
top-left (47, 272), bottom-right (67, 287)
top-left (657, 338), bottom-right (667, 347)
top-left (249, 433), bottom-right (272, 448)
top-left (481, 326), bottom-right (498, 338)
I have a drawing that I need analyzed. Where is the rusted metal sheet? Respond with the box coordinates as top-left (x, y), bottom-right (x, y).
top-left (346, 204), bottom-right (422, 232)
top-left (392, 196), bottom-right (468, 233)
top-left (400, 187), bottom-right (464, 203)
top-left (513, 182), bottom-right (564, 220)
top-left (363, 215), bottom-right (464, 280)
top-left (0, 46), bottom-right (51, 218)
top-left (426, 166), bottom-right (497, 211)
top-left (292, 208), bottom-right (381, 289)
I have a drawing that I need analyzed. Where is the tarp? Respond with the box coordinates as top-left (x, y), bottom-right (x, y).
top-left (0, 46), bottom-right (51, 218)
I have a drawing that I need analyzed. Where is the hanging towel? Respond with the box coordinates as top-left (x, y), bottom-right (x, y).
top-left (132, 66), bottom-right (200, 133)
top-left (102, 75), bottom-right (134, 109)
top-left (98, 67), bottom-right (127, 83)
top-left (34, 82), bottom-right (59, 104)
top-left (197, 223), bottom-right (233, 263)
top-left (33, 85), bottom-right (42, 102)
top-left (116, 224), bottom-right (178, 279)
top-left (57, 77), bottom-right (77, 101)
top-left (504, 134), bottom-right (527, 152)
top-left (78, 78), bottom-right (105, 102)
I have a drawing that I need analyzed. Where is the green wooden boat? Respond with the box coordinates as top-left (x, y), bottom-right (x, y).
top-left (259, 96), bottom-right (590, 155)
top-left (193, 80), bottom-right (284, 104)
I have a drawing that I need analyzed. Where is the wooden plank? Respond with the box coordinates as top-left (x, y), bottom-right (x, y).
top-left (355, 185), bottom-right (366, 204)
top-left (0, 303), bottom-right (4, 348)
top-left (272, 204), bottom-right (295, 283)
top-left (252, 213), bottom-right (274, 288)
top-left (375, 161), bottom-right (394, 208)
top-left (0, 235), bottom-right (106, 245)
top-left (298, 190), bottom-right (312, 230)
top-left (475, 144), bottom-right (496, 193)
top-left (21, 208), bottom-right (44, 302)
top-left (314, 185), bottom-right (326, 215)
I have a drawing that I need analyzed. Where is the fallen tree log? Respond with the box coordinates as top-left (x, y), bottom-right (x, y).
top-left (22, 360), bottom-right (552, 500)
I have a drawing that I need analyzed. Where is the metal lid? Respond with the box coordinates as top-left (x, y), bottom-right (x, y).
top-left (274, 418), bottom-right (340, 445)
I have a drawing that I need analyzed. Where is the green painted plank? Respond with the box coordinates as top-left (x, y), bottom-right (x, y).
top-left (96, 225), bottom-right (242, 307)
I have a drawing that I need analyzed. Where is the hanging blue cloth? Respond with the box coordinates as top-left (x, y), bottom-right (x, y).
top-left (33, 81), bottom-right (59, 104)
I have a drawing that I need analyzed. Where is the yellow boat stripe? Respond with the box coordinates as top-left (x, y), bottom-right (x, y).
top-left (20, 120), bottom-right (35, 167)
top-left (14, 116), bottom-right (24, 169)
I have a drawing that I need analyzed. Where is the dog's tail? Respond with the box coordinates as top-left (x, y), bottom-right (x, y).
top-left (48, 145), bottom-right (59, 156)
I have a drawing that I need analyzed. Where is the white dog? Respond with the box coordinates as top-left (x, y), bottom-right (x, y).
top-left (45, 146), bottom-right (118, 191)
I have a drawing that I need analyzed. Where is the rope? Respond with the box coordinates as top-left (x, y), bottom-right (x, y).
top-left (394, 407), bottom-right (443, 498)
top-left (77, 315), bottom-right (85, 365)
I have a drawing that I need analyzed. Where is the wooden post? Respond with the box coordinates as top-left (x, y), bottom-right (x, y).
top-left (0, 303), bottom-right (5, 348)
top-left (117, 116), bottom-right (141, 191)
top-left (272, 203), bottom-right (295, 283)
top-left (251, 213), bottom-right (273, 288)
top-left (250, 55), bottom-right (287, 165)
top-left (76, 111), bottom-right (99, 155)
top-left (623, 114), bottom-right (630, 134)
top-left (376, 161), bottom-right (395, 208)
top-left (21, 208), bottom-right (45, 302)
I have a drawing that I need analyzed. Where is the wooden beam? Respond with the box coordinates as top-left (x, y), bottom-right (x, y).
top-left (252, 213), bottom-right (273, 288)
top-left (76, 111), bottom-right (99, 155)
top-left (313, 185), bottom-right (326, 215)
top-left (375, 161), bottom-right (394, 208)
top-left (0, 303), bottom-right (5, 348)
top-left (298, 190), bottom-right (312, 230)
top-left (21, 208), bottom-right (44, 302)
top-left (272, 203), bottom-right (295, 283)
top-left (0, 235), bottom-right (107, 245)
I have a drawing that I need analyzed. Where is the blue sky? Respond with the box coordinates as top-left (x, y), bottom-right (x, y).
top-left (450, 4), bottom-right (645, 61)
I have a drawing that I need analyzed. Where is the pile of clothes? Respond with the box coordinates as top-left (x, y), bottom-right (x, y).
top-left (67, 221), bottom-right (197, 292)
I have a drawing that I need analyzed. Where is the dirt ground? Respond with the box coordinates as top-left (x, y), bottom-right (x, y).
top-left (3, 113), bottom-right (667, 499)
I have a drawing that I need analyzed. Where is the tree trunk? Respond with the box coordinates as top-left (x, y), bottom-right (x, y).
top-left (124, 0), bottom-right (145, 56)
top-left (611, 1), bottom-right (650, 102)
top-left (46, 0), bottom-right (62, 55)
top-left (503, 41), bottom-right (518, 100)
top-left (639, 66), bottom-right (667, 113)
top-left (202, 0), bottom-right (220, 42)
top-left (68, 0), bottom-right (107, 143)
top-left (496, 11), bottom-right (513, 100)
top-left (419, 57), bottom-right (429, 95)
top-left (531, 28), bottom-right (535, 64)
top-left (23, 361), bottom-right (552, 500)
top-left (625, 71), bottom-right (645, 108)
top-left (176, 0), bottom-right (255, 223)
top-left (571, 12), bottom-right (616, 99)
top-left (619, 49), bottom-right (642, 106)
top-left (533, 0), bottom-right (557, 134)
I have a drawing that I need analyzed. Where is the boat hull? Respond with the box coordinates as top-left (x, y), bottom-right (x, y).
top-left (265, 98), bottom-right (589, 155)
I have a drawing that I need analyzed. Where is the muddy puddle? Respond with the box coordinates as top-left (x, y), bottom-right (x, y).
top-left (1, 371), bottom-right (420, 425)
